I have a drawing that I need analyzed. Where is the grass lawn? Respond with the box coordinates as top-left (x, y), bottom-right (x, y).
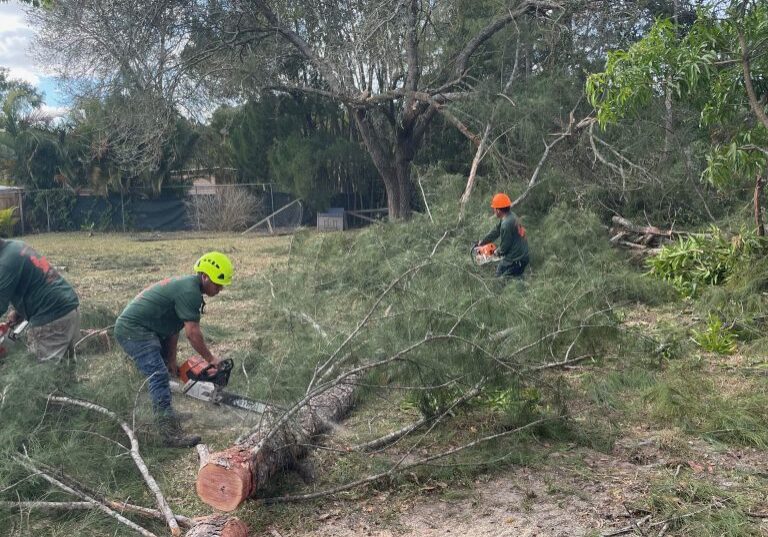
top-left (3, 230), bottom-right (768, 537)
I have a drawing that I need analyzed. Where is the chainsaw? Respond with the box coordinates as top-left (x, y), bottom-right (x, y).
top-left (471, 243), bottom-right (501, 266)
top-left (0, 320), bottom-right (29, 357)
top-left (169, 355), bottom-right (272, 414)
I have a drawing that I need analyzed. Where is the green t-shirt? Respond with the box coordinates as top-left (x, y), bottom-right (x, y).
top-left (481, 211), bottom-right (529, 263)
top-left (0, 240), bottom-right (79, 327)
top-left (114, 275), bottom-right (203, 340)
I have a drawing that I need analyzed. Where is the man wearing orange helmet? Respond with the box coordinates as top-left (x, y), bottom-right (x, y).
top-left (477, 193), bottom-right (529, 278)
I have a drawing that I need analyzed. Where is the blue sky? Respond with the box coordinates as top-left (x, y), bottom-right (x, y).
top-left (0, 1), bottom-right (68, 115)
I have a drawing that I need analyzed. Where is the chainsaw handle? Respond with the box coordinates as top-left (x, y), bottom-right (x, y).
top-left (202, 358), bottom-right (233, 373)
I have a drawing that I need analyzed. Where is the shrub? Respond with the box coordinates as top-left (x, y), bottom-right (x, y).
top-left (691, 315), bottom-right (737, 355)
top-left (186, 186), bottom-right (262, 232)
top-left (0, 206), bottom-right (18, 237)
top-left (646, 227), bottom-right (767, 297)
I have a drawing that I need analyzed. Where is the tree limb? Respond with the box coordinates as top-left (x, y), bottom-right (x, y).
top-left (738, 30), bottom-right (768, 130)
top-left (48, 395), bottom-right (181, 537)
top-left (14, 454), bottom-right (159, 537)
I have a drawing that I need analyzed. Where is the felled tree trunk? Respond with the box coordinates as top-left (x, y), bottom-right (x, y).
top-left (196, 380), bottom-right (356, 511)
top-left (185, 515), bottom-right (249, 537)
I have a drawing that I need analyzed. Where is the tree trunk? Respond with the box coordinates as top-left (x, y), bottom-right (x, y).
top-left (196, 381), bottom-right (357, 512)
top-left (184, 515), bottom-right (249, 537)
top-left (352, 108), bottom-right (416, 220)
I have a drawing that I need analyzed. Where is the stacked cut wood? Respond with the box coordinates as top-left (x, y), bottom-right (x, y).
top-left (608, 216), bottom-right (687, 254)
top-left (196, 378), bottom-right (357, 512)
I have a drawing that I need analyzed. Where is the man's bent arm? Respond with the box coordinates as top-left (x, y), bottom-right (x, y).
top-left (163, 333), bottom-right (180, 376)
top-left (183, 321), bottom-right (218, 365)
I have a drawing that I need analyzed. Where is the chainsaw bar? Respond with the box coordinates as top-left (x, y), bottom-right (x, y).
top-left (169, 379), bottom-right (274, 415)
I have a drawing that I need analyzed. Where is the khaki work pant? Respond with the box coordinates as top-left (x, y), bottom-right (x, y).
top-left (26, 308), bottom-right (81, 362)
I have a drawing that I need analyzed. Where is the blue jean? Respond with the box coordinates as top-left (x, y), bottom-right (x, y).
top-left (497, 255), bottom-right (529, 278)
top-left (116, 336), bottom-right (172, 415)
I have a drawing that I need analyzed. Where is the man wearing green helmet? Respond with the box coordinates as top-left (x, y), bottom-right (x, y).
top-left (115, 251), bottom-right (233, 448)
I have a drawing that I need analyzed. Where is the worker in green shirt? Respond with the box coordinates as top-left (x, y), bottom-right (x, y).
top-left (115, 251), bottom-right (233, 448)
top-left (477, 193), bottom-right (530, 278)
top-left (0, 239), bottom-right (80, 361)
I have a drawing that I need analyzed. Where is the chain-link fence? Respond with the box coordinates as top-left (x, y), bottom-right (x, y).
top-left (9, 183), bottom-right (303, 235)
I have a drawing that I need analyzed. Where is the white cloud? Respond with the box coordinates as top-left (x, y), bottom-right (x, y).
top-left (0, 3), bottom-right (67, 109)
top-left (0, 5), bottom-right (45, 80)
top-left (0, 5), bottom-right (27, 33)
top-left (6, 66), bottom-right (39, 86)
top-left (40, 104), bottom-right (68, 118)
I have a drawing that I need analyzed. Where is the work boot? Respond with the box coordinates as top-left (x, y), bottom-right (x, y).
top-left (157, 413), bottom-right (201, 448)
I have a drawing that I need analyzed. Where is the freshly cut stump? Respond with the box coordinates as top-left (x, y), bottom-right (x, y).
top-left (197, 380), bottom-right (356, 511)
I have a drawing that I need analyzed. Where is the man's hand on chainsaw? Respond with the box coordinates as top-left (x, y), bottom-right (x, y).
top-left (6, 311), bottom-right (21, 328)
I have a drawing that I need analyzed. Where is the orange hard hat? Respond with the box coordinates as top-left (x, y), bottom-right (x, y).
top-left (490, 193), bottom-right (512, 209)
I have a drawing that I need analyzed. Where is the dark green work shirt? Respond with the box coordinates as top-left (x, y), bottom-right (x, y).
top-left (0, 240), bottom-right (79, 327)
top-left (481, 212), bottom-right (529, 263)
top-left (114, 275), bottom-right (203, 340)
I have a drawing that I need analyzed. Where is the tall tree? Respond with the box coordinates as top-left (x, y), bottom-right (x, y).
top-left (587, 0), bottom-right (768, 231)
top-left (33, 0), bottom-right (572, 219)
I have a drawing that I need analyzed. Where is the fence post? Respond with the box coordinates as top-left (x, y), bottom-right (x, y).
top-left (45, 192), bottom-right (51, 233)
top-left (120, 190), bottom-right (126, 232)
top-left (194, 185), bottom-right (201, 230)
top-left (18, 190), bottom-right (24, 235)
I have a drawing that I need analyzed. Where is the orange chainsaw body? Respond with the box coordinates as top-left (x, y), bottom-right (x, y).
top-left (476, 243), bottom-right (496, 257)
top-left (179, 355), bottom-right (211, 383)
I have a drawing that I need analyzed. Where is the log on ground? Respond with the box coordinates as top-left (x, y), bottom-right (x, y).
top-left (185, 515), bottom-right (249, 537)
top-left (197, 380), bottom-right (356, 511)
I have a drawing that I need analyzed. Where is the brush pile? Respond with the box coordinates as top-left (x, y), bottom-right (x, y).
top-left (608, 215), bottom-right (688, 254)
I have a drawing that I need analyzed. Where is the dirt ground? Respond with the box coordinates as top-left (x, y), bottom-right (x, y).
top-left (255, 427), bottom-right (768, 537)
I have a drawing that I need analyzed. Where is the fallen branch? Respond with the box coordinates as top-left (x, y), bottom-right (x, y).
top-left (349, 381), bottom-right (485, 452)
top-left (261, 415), bottom-right (560, 503)
top-left (0, 500), bottom-right (194, 528)
top-left (608, 215), bottom-right (700, 253)
top-left (527, 354), bottom-right (593, 371)
top-left (14, 454), bottom-right (158, 537)
top-left (48, 395), bottom-right (181, 537)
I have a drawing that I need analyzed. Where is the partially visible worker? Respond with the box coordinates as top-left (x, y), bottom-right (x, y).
top-left (0, 239), bottom-right (80, 361)
top-left (477, 193), bottom-right (530, 278)
top-left (114, 252), bottom-right (233, 448)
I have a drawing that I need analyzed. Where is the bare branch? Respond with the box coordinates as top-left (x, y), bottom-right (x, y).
top-left (48, 395), bottom-right (181, 537)
top-left (0, 500), bottom-right (193, 529)
top-left (14, 455), bottom-right (158, 537)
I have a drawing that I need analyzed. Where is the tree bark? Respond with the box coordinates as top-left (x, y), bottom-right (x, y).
top-left (184, 515), bottom-right (249, 537)
top-left (196, 380), bottom-right (357, 511)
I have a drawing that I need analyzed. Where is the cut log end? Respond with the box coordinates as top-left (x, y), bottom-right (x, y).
top-left (197, 461), bottom-right (253, 512)
top-left (185, 515), bottom-right (249, 537)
